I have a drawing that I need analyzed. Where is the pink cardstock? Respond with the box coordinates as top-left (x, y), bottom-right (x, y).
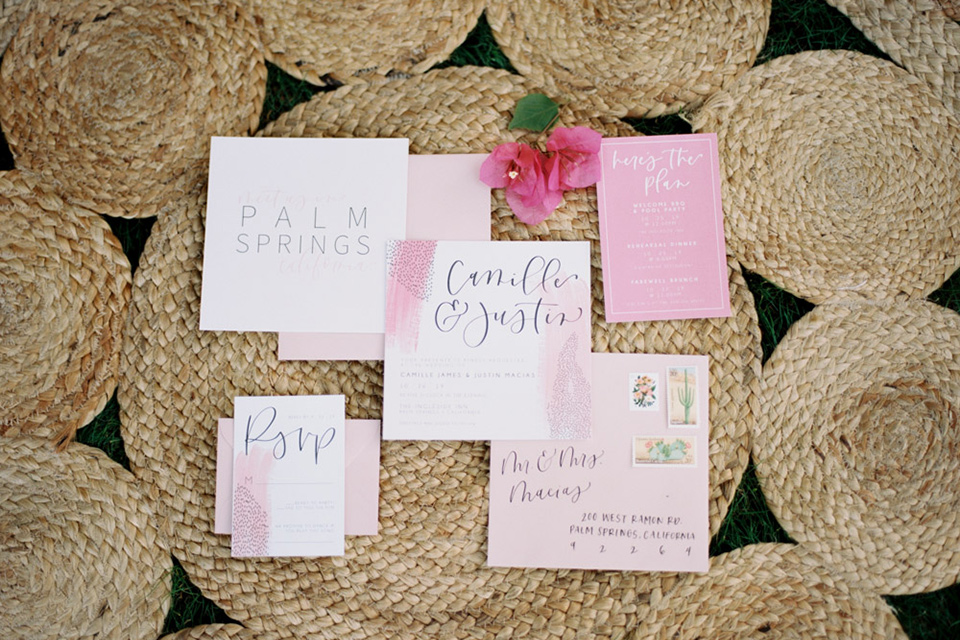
top-left (488, 352), bottom-right (710, 572)
top-left (596, 134), bottom-right (731, 322)
top-left (216, 418), bottom-right (381, 537)
top-left (278, 153), bottom-right (491, 361)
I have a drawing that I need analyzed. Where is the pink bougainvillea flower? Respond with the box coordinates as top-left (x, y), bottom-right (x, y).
top-left (480, 142), bottom-right (563, 225)
top-left (545, 126), bottom-right (603, 191)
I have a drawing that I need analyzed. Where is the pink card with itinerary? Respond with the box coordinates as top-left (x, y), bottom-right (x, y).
top-left (596, 134), bottom-right (731, 322)
top-left (383, 240), bottom-right (592, 441)
top-left (278, 154), bottom-right (491, 361)
top-left (216, 418), bottom-right (380, 537)
top-left (488, 352), bottom-right (710, 572)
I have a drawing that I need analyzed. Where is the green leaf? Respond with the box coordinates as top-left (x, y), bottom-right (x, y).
top-left (508, 93), bottom-right (559, 132)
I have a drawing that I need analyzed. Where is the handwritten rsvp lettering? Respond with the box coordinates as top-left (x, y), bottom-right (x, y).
top-left (434, 256), bottom-right (585, 347)
top-left (244, 406), bottom-right (337, 464)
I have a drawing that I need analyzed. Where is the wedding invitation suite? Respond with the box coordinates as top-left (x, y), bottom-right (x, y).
top-left (216, 418), bottom-right (380, 537)
top-left (231, 395), bottom-right (345, 557)
top-left (488, 352), bottom-right (710, 572)
top-left (278, 153), bottom-right (492, 361)
top-left (596, 134), bottom-right (731, 322)
top-left (200, 137), bottom-right (409, 333)
top-left (383, 240), bottom-right (592, 441)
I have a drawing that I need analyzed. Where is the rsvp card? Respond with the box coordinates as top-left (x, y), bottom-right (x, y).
top-left (200, 137), bottom-right (408, 333)
top-left (216, 418), bottom-right (380, 537)
top-left (488, 352), bottom-right (710, 572)
top-left (383, 240), bottom-right (592, 441)
top-left (596, 134), bottom-right (731, 322)
top-left (278, 154), bottom-right (492, 361)
top-left (231, 395), bottom-right (345, 558)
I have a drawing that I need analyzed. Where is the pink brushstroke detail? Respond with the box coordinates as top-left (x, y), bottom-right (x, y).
top-left (385, 240), bottom-right (437, 353)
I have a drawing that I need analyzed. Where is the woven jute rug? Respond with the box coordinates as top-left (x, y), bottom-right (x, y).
top-left (247, 0), bottom-right (484, 87)
top-left (119, 67), bottom-right (760, 638)
top-left (162, 626), bottom-right (255, 640)
top-left (0, 436), bottom-right (171, 640)
top-left (0, 170), bottom-right (130, 447)
top-left (755, 300), bottom-right (960, 595)
top-left (0, 0), bottom-right (266, 219)
top-left (632, 543), bottom-right (907, 639)
top-left (486, 0), bottom-right (771, 118)
top-left (0, 0), bottom-right (30, 56)
top-left (692, 49), bottom-right (960, 305)
top-left (826, 0), bottom-right (960, 118)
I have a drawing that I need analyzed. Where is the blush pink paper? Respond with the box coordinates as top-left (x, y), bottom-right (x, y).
top-left (278, 154), bottom-right (491, 361)
top-left (488, 352), bottom-right (710, 572)
top-left (596, 135), bottom-right (731, 322)
top-left (216, 418), bottom-right (381, 536)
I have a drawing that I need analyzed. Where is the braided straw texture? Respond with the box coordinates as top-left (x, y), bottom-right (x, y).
top-left (0, 170), bottom-right (130, 446)
top-left (162, 625), bottom-right (257, 640)
top-left (939, 0), bottom-right (960, 20)
top-left (825, 0), bottom-right (960, 118)
top-left (0, 436), bottom-right (171, 640)
top-left (755, 301), bottom-right (960, 595)
top-left (120, 67), bottom-right (759, 638)
top-left (486, 0), bottom-right (771, 118)
top-left (692, 50), bottom-right (960, 305)
top-left (0, 0), bottom-right (266, 219)
top-left (633, 543), bottom-right (907, 639)
top-left (247, 0), bottom-right (484, 87)
top-left (0, 0), bottom-right (31, 56)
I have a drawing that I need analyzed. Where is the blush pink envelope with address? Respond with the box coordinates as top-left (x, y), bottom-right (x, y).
top-left (215, 418), bottom-right (380, 536)
top-left (596, 134), bottom-right (731, 322)
top-left (488, 352), bottom-right (710, 572)
top-left (278, 153), bottom-right (491, 361)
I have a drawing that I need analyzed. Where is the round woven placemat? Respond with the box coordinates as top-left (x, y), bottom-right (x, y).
top-left (121, 67), bottom-right (759, 638)
top-left (0, 436), bottom-right (171, 640)
top-left (633, 543), bottom-right (907, 639)
top-left (0, 0), bottom-right (266, 219)
top-left (0, 170), bottom-right (130, 446)
top-left (0, 0), bottom-right (31, 56)
top-left (248, 0), bottom-right (484, 87)
top-left (486, 0), bottom-right (771, 118)
top-left (162, 625), bottom-right (255, 640)
top-left (825, 0), bottom-right (960, 118)
top-left (692, 49), bottom-right (960, 304)
top-left (755, 300), bottom-right (960, 595)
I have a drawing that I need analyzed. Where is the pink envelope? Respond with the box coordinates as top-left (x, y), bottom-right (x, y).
top-left (215, 418), bottom-right (380, 536)
top-left (488, 352), bottom-right (710, 572)
top-left (278, 153), bottom-right (491, 361)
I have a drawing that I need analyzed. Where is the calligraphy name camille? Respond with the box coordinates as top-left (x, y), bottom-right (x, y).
top-left (433, 255), bottom-right (586, 348)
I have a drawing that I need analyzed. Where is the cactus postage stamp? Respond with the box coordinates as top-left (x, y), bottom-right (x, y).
top-left (667, 366), bottom-right (699, 426)
top-left (633, 436), bottom-right (696, 467)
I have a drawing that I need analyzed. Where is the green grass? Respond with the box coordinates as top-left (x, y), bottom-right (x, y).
top-left (6, 0), bottom-right (959, 637)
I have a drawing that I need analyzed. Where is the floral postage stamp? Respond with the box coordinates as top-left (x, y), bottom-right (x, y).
top-left (629, 372), bottom-right (659, 411)
top-left (633, 436), bottom-right (696, 467)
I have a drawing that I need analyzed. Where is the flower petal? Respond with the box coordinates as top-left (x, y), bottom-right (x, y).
top-left (479, 142), bottom-right (521, 188)
top-left (558, 151), bottom-right (601, 189)
top-left (546, 126), bottom-right (602, 154)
